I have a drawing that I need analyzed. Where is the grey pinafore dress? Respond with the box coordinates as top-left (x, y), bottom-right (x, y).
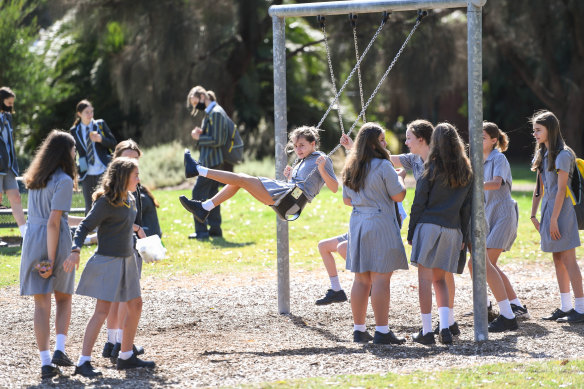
top-left (344, 159), bottom-right (408, 273)
top-left (20, 170), bottom-right (75, 295)
top-left (484, 149), bottom-right (518, 251)
top-left (539, 150), bottom-right (580, 253)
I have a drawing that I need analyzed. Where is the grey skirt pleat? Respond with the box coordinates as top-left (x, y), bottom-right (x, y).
top-left (76, 254), bottom-right (141, 302)
top-left (410, 223), bottom-right (462, 273)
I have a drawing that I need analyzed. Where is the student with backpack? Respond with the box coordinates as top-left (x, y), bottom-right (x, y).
top-left (530, 110), bottom-right (584, 323)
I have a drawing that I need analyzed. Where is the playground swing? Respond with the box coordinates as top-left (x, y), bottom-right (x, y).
top-left (272, 10), bottom-right (426, 221)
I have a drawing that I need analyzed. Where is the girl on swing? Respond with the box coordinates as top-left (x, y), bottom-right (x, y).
top-left (179, 126), bottom-right (338, 221)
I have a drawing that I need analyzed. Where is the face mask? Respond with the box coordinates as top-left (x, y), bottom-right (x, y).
top-left (195, 102), bottom-right (206, 110)
top-left (1, 105), bottom-right (12, 113)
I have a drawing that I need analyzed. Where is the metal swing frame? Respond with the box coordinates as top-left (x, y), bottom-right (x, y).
top-left (269, 0), bottom-right (489, 342)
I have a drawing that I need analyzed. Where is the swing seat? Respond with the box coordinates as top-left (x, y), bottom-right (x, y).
top-left (271, 186), bottom-right (309, 221)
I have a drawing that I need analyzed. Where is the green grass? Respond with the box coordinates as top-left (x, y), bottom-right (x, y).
top-left (250, 359), bottom-right (584, 388)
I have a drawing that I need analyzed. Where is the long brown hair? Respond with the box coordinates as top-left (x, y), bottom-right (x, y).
top-left (113, 139), bottom-right (142, 159)
top-left (24, 130), bottom-right (77, 190)
top-left (424, 123), bottom-right (472, 188)
top-left (93, 157), bottom-right (138, 206)
top-left (483, 121), bottom-right (509, 152)
top-left (72, 99), bottom-right (92, 127)
top-left (342, 122), bottom-right (390, 192)
top-left (530, 110), bottom-right (573, 172)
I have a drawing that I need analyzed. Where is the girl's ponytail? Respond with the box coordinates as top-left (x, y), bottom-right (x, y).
top-left (497, 129), bottom-right (509, 152)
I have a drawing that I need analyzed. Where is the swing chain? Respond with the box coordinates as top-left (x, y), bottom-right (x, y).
top-left (298, 13), bottom-right (425, 184)
top-left (320, 17), bottom-right (346, 136)
top-left (351, 14), bottom-right (367, 124)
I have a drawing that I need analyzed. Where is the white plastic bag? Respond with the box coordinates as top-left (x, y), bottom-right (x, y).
top-left (136, 235), bottom-right (166, 263)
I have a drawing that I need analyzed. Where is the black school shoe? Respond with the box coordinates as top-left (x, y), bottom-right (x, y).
top-left (41, 365), bottom-right (62, 379)
top-left (556, 309), bottom-right (584, 323)
top-left (433, 322), bottom-right (461, 336)
top-left (488, 314), bottom-right (518, 332)
top-left (102, 342), bottom-right (114, 358)
top-left (73, 361), bottom-right (102, 378)
top-left (438, 328), bottom-right (453, 344)
top-left (179, 196), bottom-right (210, 224)
top-left (353, 330), bottom-right (374, 343)
top-left (116, 353), bottom-right (156, 370)
top-left (110, 343), bottom-right (145, 363)
top-left (184, 149), bottom-right (200, 178)
top-left (412, 329), bottom-right (435, 345)
top-left (315, 289), bottom-right (348, 305)
top-left (51, 350), bottom-right (74, 367)
top-left (373, 330), bottom-right (406, 345)
top-left (511, 304), bottom-right (530, 320)
top-left (542, 308), bottom-right (570, 321)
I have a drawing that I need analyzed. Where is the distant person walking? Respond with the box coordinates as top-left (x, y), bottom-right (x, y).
top-left (70, 99), bottom-right (117, 214)
top-left (185, 86), bottom-right (233, 240)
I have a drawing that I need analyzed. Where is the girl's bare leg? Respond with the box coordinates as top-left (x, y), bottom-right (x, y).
top-left (351, 272), bottom-right (372, 325)
top-left (6, 189), bottom-right (25, 226)
top-left (318, 237), bottom-right (341, 277)
top-left (445, 272), bottom-right (455, 310)
top-left (418, 265), bottom-right (433, 314)
top-left (432, 268), bottom-right (449, 308)
top-left (559, 249), bottom-right (584, 298)
top-left (107, 302), bottom-right (120, 335)
top-left (370, 272), bottom-right (391, 326)
top-left (54, 291), bottom-right (72, 336)
top-left (488, 248), bottom-right (518, 301)
top-left (34, 294), bottom-right (52, 352)
top-left (552, 252), bottom-right (572, 294)
top-left (206, 171), bottom-right (274, 205)
top-left (121, 297), bottom-right (142, 353)
top-left (81, 300), bottom-right (112, 356)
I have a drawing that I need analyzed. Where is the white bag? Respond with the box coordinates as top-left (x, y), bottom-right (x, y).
top-left (136, 235), bottom-right (166, 263)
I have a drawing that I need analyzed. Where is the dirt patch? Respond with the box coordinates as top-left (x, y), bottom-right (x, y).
top-left (1, 260), bottom-right (583, 388)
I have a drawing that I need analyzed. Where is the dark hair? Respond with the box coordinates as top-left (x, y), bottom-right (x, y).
top-left (141, 185), bottom-right (159, 208)
top-left (407, 119), bottom-right (434, 145)
top-left (93, 157), bottom-right (138, 206)
top-left (483, 121), bottom-right (509, 152)
top-left (114, 139), bottom-right (142, 159)
top-left (73, 99), bottom-right (92, 127)
top-left (0, 87), bottom-right (16, 113)
top-left (424, 122), bottom-right (473, 188)
top-left (342, 122), bottom-right (390, 192)
top-left (286, 126), bottom-right (320, 154)
top-left (24, 130), bottom-right (77, 190)
top-left (530, 110), bottom-right (573, 172)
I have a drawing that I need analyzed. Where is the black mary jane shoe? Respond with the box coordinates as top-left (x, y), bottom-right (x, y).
top-left (184, 149), bottom-right (200, 178)
top-left (41, 365), bottom-right (62, 379)
top-left (438, 328), bottom-right (453, 344)
top-left (488, 314), bottom-right (518, 333)
top-left (116, 353), bottom-right (156, 370)
top-left (316, 289), bottom-right (348, 305)
top-left (373, 330), bottom-right (406, 345)
top-left (51, 350), bottom-right (74, 367)
top-left (556, 309), bottom-right (584, 323)
top-left (353, 330), bottom-right (374, 343)
top-left (434, 321), bottom-right (460, 336)
top-left (542, 308), bottom-right (570, 321)
top-left (179, 196), bottom-right (210, 223)
top-left (412, 329), bottom-right (435, 345)
top-left (73, 361), bottom-right (102, 378)
top-left (102, 342), bottom-right (115, 358)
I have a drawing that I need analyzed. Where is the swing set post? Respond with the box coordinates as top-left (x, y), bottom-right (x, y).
top-left (270, 0), bottom-right (488, 341)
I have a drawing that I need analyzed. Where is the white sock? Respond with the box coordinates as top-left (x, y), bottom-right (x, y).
top-left (107, 329), bottom-right (117, 344)
top-left (353, 324), bottom-right (366, 332)
top-left (77, 355), bottom-right (91, 367)
top-left (202, 200), bottom-right (215, 211)
top-left (375, 325), bottom-right (389, 334)
top-left (438, 307), bottom-right (449, 330)
top-left (330, 276), bottom-right (342, 292)
top-left (118, 350), bottom-right (133, 360)
top-left (19, 224), bottom-right (27, 239)
top-left (574, 297), bottom-right (584, 314)
top-left (561, 293), bottom-right (573, 312)
top-left (486, 295), bottom-right (491, 308)
top-left (448, 308), bottom-right (455, 326)
top-left (55, 334), bottom-right (66, 352)
top-left (421, 313), bottom-right (432, 335)
top-left (39, 350), bottom-right (52, 367)
top-left (116, 329), bottom-right (123, 344)
top-left (198, 166), bottom-right (208, 177)
top-left (509, 298), bottom-right (523, 308)
top-left (497, 299), bottom-right (515, 319)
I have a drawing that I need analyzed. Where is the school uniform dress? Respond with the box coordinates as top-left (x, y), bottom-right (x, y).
top-left (343, 158), bottom-right (408, 274)
top-left (408, 163), bottom-right (472, 273)
top-left (70, 119), bottom-right (116, 214)
top-left (74, 195), bottom-right (141, 302)
top-left (399, 153), bottom-right (425, 181)
top-left (20, 169), bottom-right (75, 295)
top-left (0, 111), bottom-right (20, 192)
top-left (539, 150), bottom-right (581, 253)
top-left (484, 149), bottom-right (518, 251)
top-left (262, 151), bottom-right (336, 213)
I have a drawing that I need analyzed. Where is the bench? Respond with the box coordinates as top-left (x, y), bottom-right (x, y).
top-left (0, 178), bottom-right (86, 229)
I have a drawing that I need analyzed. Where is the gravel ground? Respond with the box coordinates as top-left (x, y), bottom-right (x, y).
top-left (1, 260), bottom-right (583, 388)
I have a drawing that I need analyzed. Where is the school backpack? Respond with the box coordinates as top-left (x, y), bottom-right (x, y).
top-left (221, 118), bottom-right (244, 165)
top-left (566, 157), bottom-right (584, 229)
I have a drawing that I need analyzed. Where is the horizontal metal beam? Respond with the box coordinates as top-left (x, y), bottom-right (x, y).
top-left (269, 0), bottom-right (471, 18)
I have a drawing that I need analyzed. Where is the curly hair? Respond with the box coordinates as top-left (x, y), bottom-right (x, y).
top-left (24, 130), bottom-right (77, 190)
top-left (93, 157), bottom-right (138, 206)
top-left (342, 122), bottom-right (390, 192)
top-left (424, 123), bottom-right (472, 188)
